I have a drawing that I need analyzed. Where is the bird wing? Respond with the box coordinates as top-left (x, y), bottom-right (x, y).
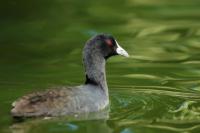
top-left (11, 87), bottom-right (72, 117)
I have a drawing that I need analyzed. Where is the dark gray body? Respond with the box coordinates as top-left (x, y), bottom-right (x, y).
top-left (11, 85), bottom-right (109, 117)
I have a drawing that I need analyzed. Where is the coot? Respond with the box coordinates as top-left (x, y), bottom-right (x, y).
top-left (11, 34), bottom-right (129, 117)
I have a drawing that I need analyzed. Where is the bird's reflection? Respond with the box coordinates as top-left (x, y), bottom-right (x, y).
top-left (10, 108), bottom-right (112, 133)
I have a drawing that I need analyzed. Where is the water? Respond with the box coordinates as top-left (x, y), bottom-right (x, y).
top-left (1, 0), bottom-right (200, 132)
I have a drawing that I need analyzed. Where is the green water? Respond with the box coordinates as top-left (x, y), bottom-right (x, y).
top-left (1, 0), bottom-right (200, 132)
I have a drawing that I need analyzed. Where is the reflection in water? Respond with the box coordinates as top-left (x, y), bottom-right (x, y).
top-left (1, 0), bottom-right (200, 133)
top-left (11, 120), bottom-right (113, 133)
top-left (10, 108), bottom-right (110, 133)
top-left (109, 119), bottom-right (200, 133)
top-left (109, 85), bottom-right (200, 132)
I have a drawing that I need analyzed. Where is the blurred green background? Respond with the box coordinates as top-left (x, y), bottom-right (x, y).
top-left (1, 0), bottom-right (200, 133)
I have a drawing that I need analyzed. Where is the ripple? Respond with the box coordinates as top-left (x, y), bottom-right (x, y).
top-left (110, 84), bottom-right (200, 126)
top-left (182, 60), bottom-right (200, 65)
top-left (110, 94), bottom-right (200, 132)
top-left (130, 53), bottom-right (189, 62)
top-left (109, 119), bottom-right (200, 133)
top-left (123, 74), bottom-right (161, 80)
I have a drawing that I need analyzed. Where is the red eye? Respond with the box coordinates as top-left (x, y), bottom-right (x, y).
top-left (105, 39), bottom-right (113, 47)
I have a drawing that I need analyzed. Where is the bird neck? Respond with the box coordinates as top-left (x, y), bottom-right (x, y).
top-left (83, 52), bottom-right (108, 96)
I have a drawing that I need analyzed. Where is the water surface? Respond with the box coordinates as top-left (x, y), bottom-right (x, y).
top-left (1, 0), bottom-right (200, 133)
